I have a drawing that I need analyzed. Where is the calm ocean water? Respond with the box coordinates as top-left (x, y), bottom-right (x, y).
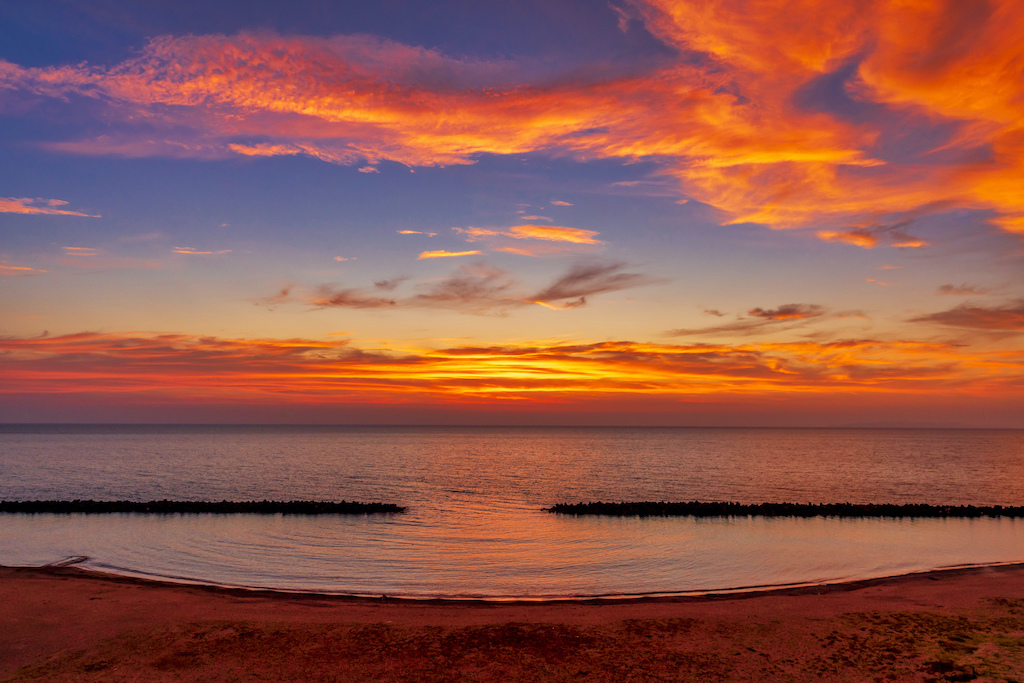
top-left (2, 426), bottom-right (1023, 598)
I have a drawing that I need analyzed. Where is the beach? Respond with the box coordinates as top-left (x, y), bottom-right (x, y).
top-left (3, 565), bottom-right (1024, 681)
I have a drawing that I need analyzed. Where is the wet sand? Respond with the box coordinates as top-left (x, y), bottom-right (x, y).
top-left (2, 564), bottom-right (1024, 681)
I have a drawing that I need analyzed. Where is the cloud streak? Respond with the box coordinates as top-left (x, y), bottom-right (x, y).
top-left (0, 197), bottom-right (98, 217)
top-left (418, 250), bottom-right (483, 260)
top-left (668, 303), bottom-right (833, 337)
top-left (0, 262), bottom-right (48, 277)
top-left (910, 300), bottom-right (1024, 331)
top-left (407, 263), bottom-right (520, 314)
top-left (937, 284), bottom-right (990, 296)
top-left (454, 225), bottom-right (603, 245)
top-left (310, 286), bottom-right (397, 309)
top-left (529, 262), bottom-right (656, 309)
top-left (748, 304), bottom-right (826, 320)
top-left (173, 247), bottom-right (231, 255)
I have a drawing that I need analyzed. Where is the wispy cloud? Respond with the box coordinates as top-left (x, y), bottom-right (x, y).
top-left (173, 247), bottom-right (232, 255)
top-left (747, 304), bottom-right (826, 320)
top-left (0, 197), bottom-right (98, 217)
top-left (937, 284), bottom-right (990, 296)
top-left (551, 200), bottom-right (573, 207)
top-left (280, 261), bottom-right (655, 315)
top-left (228, 142), bottom-right (360, 164)
top-left (816, 230), bottom-right (880, 249)
top-left (310, 285), bottom-right (397, 309)
top-left (0, 262), bottom-right (47, 277)
top-left (373, 276), bottom-right (408, 292)
top-left (62, 246), bottom-right (99, 257)
top-left (254, 285), bottom-right (294, 310)
top-left (511, 225), bottom-right (603, 244)
top-left (56, 245), bottom-right (160, 270)
top-left (494, 246), bottom-right (539, 257)
top-left (418, 250), bottom-right (483, 260)
top-left (529, 262), bottom-right (657, 309)
top-left (816, 218), bottom-right (930, 250)
top-left (668, 302), bottom-right (828, 337)
top-left (407, 261), bottom-right (656, 314)
top-left (397, 230), bottom-right (437, 237)
top-left (454, 224), bottom-right (603, 247)
top-left (408, 263), bottom-right (520, 314)
top-left (909, 300), bottom-right (1024, 331)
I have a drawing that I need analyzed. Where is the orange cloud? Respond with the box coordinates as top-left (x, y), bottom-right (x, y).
top-left (454, 224), bottom-right (603, 247)
top-left (494, 246), bottom-right (539, 257)
top-left (62, 246), bottom-right (99, 257)
top-left (0, 333), bottom-right (1020, 408)
top-left (173, 247), bottom-right (232, 255)
top-left (0, 262), bottom-right (47, 276)
top-left (890, 236), bottom-right (929, 249)
top-left (816, 230), bottom-right (879, 249)
top-left (508, 225), bottom-right (603, 244)
top-left (228, 142), bottom-right (360, 165)
top-left (4, 3), bottom-right (1024, 240)
top-left (816, 221), bottom-right (929, 249)
top-left (417, 250), bottom-right (482, 259)
top-left (0, 197), bottom-right (98, 217)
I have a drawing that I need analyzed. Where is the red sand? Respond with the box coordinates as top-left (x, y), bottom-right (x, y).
top-left (3, 564), bottom-right (1024, 681)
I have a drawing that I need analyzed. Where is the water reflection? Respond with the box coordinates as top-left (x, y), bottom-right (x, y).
top-left (1, 426), bottom-right (1023, 596)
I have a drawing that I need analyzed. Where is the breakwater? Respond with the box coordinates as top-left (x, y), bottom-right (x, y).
top-left (0, 500), bottom-right (405, 514)
top-left (546, 501), bottom-right (1024, 518)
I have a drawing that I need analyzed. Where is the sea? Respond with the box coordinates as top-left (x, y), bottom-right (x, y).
top-left (2, 425), bottom-right (1023, 599)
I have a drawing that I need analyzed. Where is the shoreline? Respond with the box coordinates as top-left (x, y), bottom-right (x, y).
top-left (4, 563), bottom-right (1024, 680)
top-left (12, 559), bottom-right (1024, 604)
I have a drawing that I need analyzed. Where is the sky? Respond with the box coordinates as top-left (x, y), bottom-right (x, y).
top-left (1, 0), bottom-right (1023, 426)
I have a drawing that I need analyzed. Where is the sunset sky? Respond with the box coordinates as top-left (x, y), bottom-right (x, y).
top-left (1, 0), bottom-right (1022, 426)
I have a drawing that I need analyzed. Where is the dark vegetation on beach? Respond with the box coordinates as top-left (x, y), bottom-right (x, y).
top-left (547, 501), bottom-right (1024, 518)
top-left (0, 500), bottom-right (405, 515)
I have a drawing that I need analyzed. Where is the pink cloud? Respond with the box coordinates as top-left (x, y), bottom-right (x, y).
top-left (0, 197), bottom-right (98, 217)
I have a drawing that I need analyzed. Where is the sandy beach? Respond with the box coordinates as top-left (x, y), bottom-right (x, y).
top-left (2, 565), bottom-right (1023, 681)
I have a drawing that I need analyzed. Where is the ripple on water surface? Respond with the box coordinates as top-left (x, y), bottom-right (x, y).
top-left (1, 426), bottom-right (1023, 597)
